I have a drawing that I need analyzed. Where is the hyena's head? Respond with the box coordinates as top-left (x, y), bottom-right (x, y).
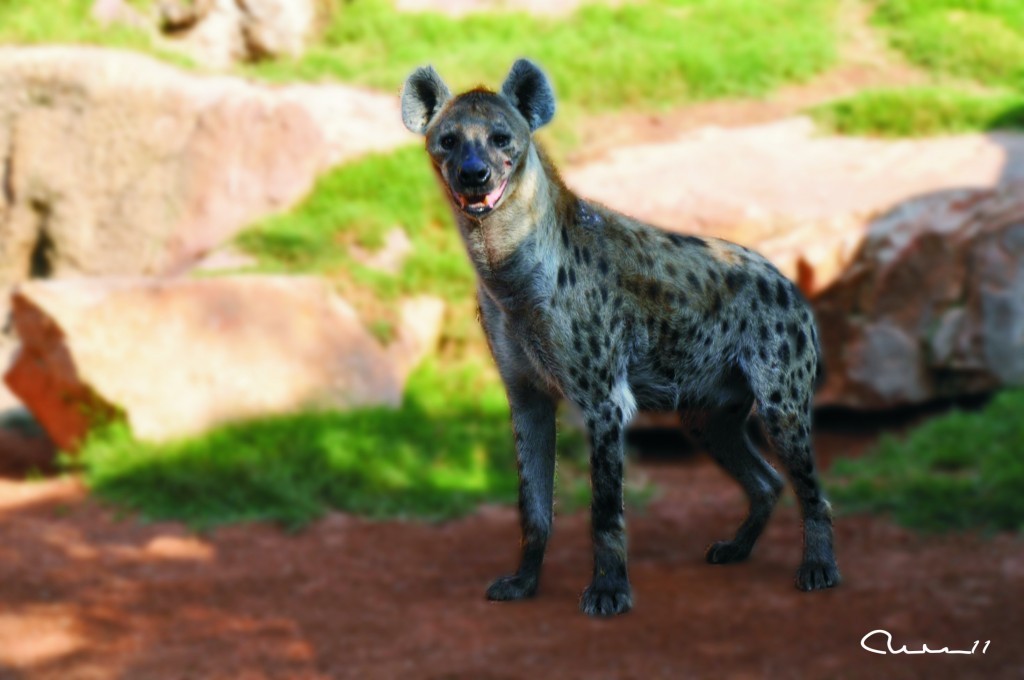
top-left (401, 59), bottom-right (555, 218)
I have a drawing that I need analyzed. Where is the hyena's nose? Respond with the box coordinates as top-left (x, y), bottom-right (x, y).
top-left (459, 158), bottom-right (491, 187)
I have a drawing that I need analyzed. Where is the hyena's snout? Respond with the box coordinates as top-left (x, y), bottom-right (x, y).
top-left (448, 149), bottom-right (509, 216)
top-left (458, 153), bottom-right (491, 188)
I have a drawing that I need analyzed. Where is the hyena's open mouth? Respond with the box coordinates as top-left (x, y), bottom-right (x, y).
top-left (454, 178), bottom-right (508, 216)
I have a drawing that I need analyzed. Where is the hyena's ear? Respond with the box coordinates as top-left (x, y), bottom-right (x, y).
top-left (501, 59), bottom-right (555, 131)
top-left (401, 65), bottom-right (452, 135)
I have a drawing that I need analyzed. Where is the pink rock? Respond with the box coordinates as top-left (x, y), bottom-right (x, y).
top-left (3, 277), bottom-right (443, 449)
top-left (814, 183), bottom-right (1024, 409)
top-left (0, 46), bottom-right (412, 319)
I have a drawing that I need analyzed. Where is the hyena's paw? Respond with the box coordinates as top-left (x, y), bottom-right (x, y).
top-left (579, 579), bottom-right (632, 617)
top-left (486, 573), bottom-right (538, 601)
top-left (795, 561), bottom-right (841, 591)
top-left (705, 540), bottom-right (751, 565)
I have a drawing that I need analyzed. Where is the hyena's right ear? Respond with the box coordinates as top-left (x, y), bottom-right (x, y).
top-left (401, 66), bottom-right (452, 135)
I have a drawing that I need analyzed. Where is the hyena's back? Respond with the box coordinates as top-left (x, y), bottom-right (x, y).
top-left (537, 200), bottom-right (822, 419)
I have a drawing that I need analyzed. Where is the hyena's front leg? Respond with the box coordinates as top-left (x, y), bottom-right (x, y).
top-left (580, 399), bottom-right (632, 616)
top-left (486, 381), bottom-right (557, 601)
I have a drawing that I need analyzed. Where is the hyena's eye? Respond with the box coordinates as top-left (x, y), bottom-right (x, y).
top-left (491, 133), bottom-right (511, 148)
top-left (439, 133), bottom-right (457, 150)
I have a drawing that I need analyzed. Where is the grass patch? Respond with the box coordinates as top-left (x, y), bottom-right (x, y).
top-left (874, 0), bottom-right (1024, 88)
top-left (72, 360), bottom-right (515, 529)
top-left (809, 87), bottom-right (1024, 136)
top-left (251, 0), bottom-right (838, 111)
top-left (237, 145), bottom-right (468, 301)
top-left (2, 0), bottom-right (840, 114)
top-left (829, 390), bottom-right (1024, 533)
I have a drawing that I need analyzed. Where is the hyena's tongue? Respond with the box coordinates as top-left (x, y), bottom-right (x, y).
top-left (460, 179), bottom-right (508, 210)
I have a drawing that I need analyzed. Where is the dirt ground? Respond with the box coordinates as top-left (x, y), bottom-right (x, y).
top-left (0, 423), bottom-right (1021, 680)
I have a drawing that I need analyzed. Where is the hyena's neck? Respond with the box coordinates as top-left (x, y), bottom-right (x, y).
top-left (456, 144), bottom-right (575, 311)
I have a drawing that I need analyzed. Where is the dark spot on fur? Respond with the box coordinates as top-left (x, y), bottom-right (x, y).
top-left (795, 329), bottom-right (807, 355)
top-left (561, 226), bottom-right (570, 249)
top-left (665, 262), bottom-right (677, 277)
top-left (707, 268), bottom-right (719, 284)
top-left (739, 318), bottom-right (749, 333)
top-left (589, 334), bottom-right (602, 358)
top-left (557, 266), bottom-right (567, 288)
top-left (776, 280), bottom-right (791, 309)
top-left (574, 245), bottom-right (582, 263)
top-left (648, 281), bottom-right (662, 299)
top-left (582, 247), bottom-right (592, 266)
top-left (709, 292), bottom-right (722, 316)
top-left (668, 234), bottom-right (708, 249)
top-left (686, 272), bottom-right (701, 288)
top-left (790, 386), bottom-right (800, 401)
top-left (756, 276), bottom-right (771, 304)
top-left (778, 342), bottom-right (794, 364)
top-left (775, 321), bottom-right (784, 334)
top-left (598, 258), bottom-right (609, 276)
top-left (725, 269), bottom-right (748, 292)
top-left (758, 347), bottom-right (769, 361)
top-left (759, 324), bottom-right (769, 342)
top-left (568, 268), bottom-right (577, 286)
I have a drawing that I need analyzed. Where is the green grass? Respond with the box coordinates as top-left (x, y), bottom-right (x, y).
top-left (1, 0), bottom-right (839, 114)
top-left (874, 0), bottom-right (1024, 88)
top-left (829, 390), bottom-right (1024, 533)
top-left (237, 145), bottom-right (466, 300)
top-left (810, 86), bottom-right (1024, 136)
top-left (252, 0), bottom-right (837, 111)
top-left (72, 360), bottom-right (517, 529)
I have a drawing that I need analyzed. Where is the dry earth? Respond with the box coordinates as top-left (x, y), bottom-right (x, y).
top-left (0, 427), bottom-right (1022, 679)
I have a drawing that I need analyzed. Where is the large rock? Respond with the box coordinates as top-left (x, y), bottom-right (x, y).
top-left (0, 46), bottom-right (411, 319)
top-left (813, 183), bottom-right (1024, 409)
top-left (3, 277), bottom-right (444, 449)
top-left (566, 117), bottom-right (1024, 295)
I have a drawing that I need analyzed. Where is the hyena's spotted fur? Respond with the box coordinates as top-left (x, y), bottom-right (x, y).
top-left (401, 59), bottom-right (840, 617)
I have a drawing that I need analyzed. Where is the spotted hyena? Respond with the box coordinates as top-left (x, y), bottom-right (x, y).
top-left (401, 59), bottom-right (840, 617)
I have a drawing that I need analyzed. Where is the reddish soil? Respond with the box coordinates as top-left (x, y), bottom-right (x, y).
top-left (0, 425), bottom-right (1021, 680)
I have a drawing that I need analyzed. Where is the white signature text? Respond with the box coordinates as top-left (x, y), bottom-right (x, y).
top-left (861, 629), bottom-right (991, 655)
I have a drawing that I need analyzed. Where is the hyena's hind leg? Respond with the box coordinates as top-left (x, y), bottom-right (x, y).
top-left (694, 398), bottom-right (784, 565)
top-left (758, 400), bottom-right (841, 591)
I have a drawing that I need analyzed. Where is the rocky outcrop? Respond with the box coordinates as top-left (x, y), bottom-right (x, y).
top-left (94, 0), bottom-right (320, 67)
top-left (0, 46), bottom-right (411, 319)
top-left (813, 183), bottom-right (1024, 409)
top-left (3, 277), bottom-right (445, 449)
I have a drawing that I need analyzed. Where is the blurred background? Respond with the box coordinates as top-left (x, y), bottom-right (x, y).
top-left (0, 0), bottom-right (1022, 678)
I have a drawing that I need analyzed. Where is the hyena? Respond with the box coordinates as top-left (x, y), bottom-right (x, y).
top-left (401, 59), bottom-right (840, 616)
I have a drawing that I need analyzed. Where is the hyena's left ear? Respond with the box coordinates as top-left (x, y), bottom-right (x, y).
top-left (501, 59), bottom-right (555, 131)
top-left (401, 65), bottom-right (452, 135)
